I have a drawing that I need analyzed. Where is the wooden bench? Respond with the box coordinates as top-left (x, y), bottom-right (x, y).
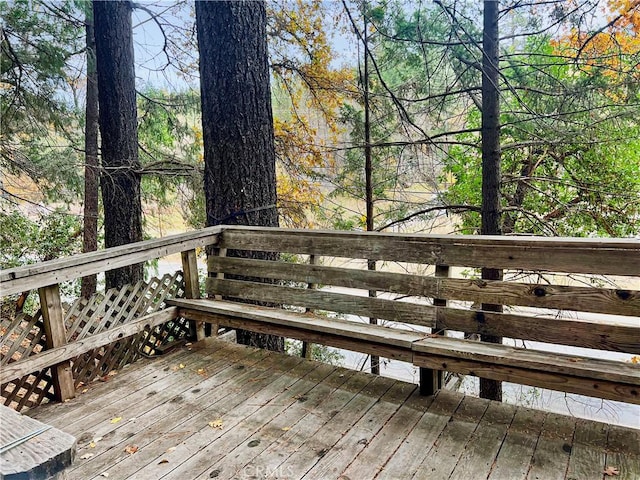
top-left (169, 226), bottom-right (640, 405)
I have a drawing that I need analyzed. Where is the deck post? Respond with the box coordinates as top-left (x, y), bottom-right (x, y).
top-left (181, 249), bottom-right (205, 341)
top-left (38, 284), bottom-right (75, 402)
top-left (301, 254), bottom-right (317, 359)
top-left (419, 264), bottom-right (449, 396)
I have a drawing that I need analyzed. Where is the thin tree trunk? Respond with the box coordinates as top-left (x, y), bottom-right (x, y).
top-left (480, 0), bottom-right (503, 402)
top-left (363, 12), bottom-right (379, 375)
top-left (196, 0), bottom-right (282, 352)
top-left (93, 0), bottom-right (143, 289)
top-left (81, 3), bottom-right (99, 299)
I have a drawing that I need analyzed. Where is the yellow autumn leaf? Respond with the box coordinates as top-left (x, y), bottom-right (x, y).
top-left (110, 417), bottom-right (122, 424)
top-left (208, 419), bottom-right (224, 429)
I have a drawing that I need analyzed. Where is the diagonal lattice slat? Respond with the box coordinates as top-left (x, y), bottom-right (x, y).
top-left (1, 272), bottom-right (189, 412)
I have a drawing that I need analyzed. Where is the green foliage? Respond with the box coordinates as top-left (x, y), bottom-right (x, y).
top-left (441, 35), bottom-right (640, 236)
top-left (1, 0), bottom-right (84, 198)
top-left (0, 206), bottom-right (82, 269)
top-left (285, 339), bottom-right (344, 365)
top-left (135, 88), bottom-right (205, 231)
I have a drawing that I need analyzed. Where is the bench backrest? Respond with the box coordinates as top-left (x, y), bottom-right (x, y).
top-left (207, 227), bottom-right (640, 357)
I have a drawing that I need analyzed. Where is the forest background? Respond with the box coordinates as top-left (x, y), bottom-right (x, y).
top-left (2, 0), bottom-right (639, 274)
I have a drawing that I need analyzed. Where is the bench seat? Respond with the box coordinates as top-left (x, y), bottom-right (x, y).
top-left (167, 298), bottom-right (640, 404)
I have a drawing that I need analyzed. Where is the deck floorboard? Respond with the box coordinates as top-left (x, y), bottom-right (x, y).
top-left (25, 338), bottom-right (640, 480)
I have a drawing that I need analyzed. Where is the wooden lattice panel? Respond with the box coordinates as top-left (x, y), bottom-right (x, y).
top-left (68, 272), bottom-right (187, 387)
top-left (0, 311), bottom-right (55, 410)
top-left (0, 272), bottom-right (189, 412)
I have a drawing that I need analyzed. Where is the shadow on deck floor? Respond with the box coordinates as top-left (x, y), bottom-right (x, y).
top-left (27, 338), bottom-right (640, 480)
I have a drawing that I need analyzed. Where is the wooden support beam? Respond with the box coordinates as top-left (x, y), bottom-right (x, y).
top-left (301, 254), bottom-right (316, 360)
top-left (38, 284), bottom-right (75, 402)
top-left (207, 247), bottom-right (227, 337)
top-left (420, 264), bottom-right (449, 396)
top-left (181, 249), bottom-right (204, 341)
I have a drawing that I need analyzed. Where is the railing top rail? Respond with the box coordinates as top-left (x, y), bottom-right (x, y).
top-left (2, 225), bottom-right (639, 297)
top-left (0, 226), bottom-right (222, 296)
top-left (218, 225), bottom-right (640, 248)
top-left (217, 226), bottom-right (640, 276)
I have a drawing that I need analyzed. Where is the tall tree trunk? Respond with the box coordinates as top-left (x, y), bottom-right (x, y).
top-left (480, 0), bottom-right (503, 402)
top-left (81, 3), bottom-right (99, 299)
top-left (196, 0), bottom-right (283, 352)
top-left (93, 0), bottom-right (143, 289)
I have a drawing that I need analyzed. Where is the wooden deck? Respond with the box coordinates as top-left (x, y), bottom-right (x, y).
top-left (27, 339), bottom-right (640, 480)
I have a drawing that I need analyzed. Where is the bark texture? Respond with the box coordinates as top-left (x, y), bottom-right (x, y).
top-left (93, 0), bottom-right (143, 289)
top-left (480, 0), bottom-right (503, 402)
top-left (196, 0), bottom-right (282, 352)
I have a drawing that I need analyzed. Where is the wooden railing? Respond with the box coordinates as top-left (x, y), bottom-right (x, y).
top-left (175, 226), bottom-right (640, 404)
top-left (2, 225), bottom-right (639, 411)
top-left (0, 227), bottom-right (221, 410)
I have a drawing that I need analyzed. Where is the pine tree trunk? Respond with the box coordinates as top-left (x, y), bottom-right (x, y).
top-left (196, 0), bottom-right (283, 352)
top-left (480, 0), bottom-right (503, 402)
top-left (81, 3), bottom-right (99, 299)
top-left (93, 0), bottom-right (143, 289)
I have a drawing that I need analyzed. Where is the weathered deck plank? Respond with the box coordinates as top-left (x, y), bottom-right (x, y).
top-left (488, 406), bottom-right (546, 479)
top-left (527, 412), bottom-right (576, 480)
top-left (96, 349), bottom-right (309, 480)
top-left (69, 343), bottom-right (265, 479)
top-left (22, 339), bottom-right (640, 480)
top-left (375, 389), bottom-right (464, 479)
top-left (412, 395), bottom-right (490, 479)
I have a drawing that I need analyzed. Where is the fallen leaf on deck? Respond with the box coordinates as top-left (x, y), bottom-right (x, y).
top-left (80, 453), bottom-right (94, 460)
top-left (282, 427), bottom-right (291, 431)
top-left (158, 459), bottom-right (169, 464)
top-left (89, 442), bottom-right (96, 448)
top-left (107, 370), bottom-right (117, 376)
top-left (604, 466), bottom-right (619, 476)
top-left (82, 388), bottom-right (89, 394)
top-left (124, 445), bottom-right (138, 454)
top-left (179, 363), bottom-right (185, 369)
top-left (209, 419), bottom-right (224, 429)
top-left (197, 368), bottom-right (207, 376)
top-left (110, 417), bottom-right (122, 424)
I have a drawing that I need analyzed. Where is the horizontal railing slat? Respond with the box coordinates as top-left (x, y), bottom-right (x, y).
top-left (209, 256), bottom-right (640, 317)
top-left (219, 228), bottom-right (640, 276)
top-left (206, 278), bottom-right (436, 327)
top-left (435, 307), bottom-right (640, 354)
top-left (1, 227), bottom-right (221, 296)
